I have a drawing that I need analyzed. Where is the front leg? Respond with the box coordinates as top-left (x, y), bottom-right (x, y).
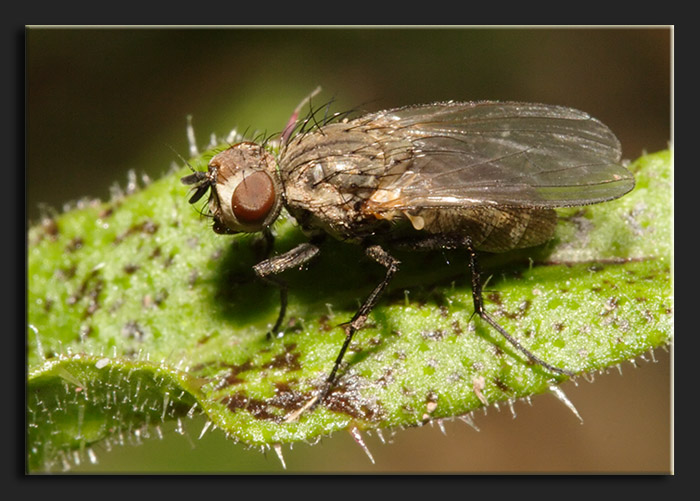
top-left (253, 242), bottom-right (320, 336)
top-left (317, 244), bottom-right (400, 404)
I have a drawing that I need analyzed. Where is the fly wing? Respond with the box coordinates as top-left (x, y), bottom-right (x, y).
top-left (366, 101), bottom-right (634, 211)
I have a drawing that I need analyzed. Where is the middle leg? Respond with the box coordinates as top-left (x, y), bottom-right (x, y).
top-left (394, 233), bottom-right (574, 377)
top-left (319, 244), bottom-right (401, 403)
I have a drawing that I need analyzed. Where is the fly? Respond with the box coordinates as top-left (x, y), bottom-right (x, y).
top-left (182, 94), bottom-right (635, 415)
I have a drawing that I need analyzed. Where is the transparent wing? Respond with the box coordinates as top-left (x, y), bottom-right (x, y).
top-left (365, 101), bottom-right (634, 211)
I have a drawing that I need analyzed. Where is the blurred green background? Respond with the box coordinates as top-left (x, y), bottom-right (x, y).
top-left (26, 27), bottom-right (672, 473)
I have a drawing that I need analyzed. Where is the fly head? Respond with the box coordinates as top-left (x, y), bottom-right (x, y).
top-left (181, 142), bottom-right (283, 235)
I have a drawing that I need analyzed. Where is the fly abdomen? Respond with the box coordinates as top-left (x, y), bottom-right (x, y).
top-left (408, 206), bottom-right (558, 253)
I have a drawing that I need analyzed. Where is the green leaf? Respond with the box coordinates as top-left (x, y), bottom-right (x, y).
top-left (27, 148), bottom-right (672, 472)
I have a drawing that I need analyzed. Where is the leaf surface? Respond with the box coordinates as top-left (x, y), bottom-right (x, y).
top-left (27, 149), bottom-right (672, 471)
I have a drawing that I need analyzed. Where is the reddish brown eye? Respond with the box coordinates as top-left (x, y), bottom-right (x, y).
top-left (231, 171), bottom-right (276, 224)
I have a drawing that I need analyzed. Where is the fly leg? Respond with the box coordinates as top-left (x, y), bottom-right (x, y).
top-left (319, 244), bottom-right (400, 402)
top-left (394, 233), bottom-right (574, 377)
top-left (464, 238), bottom-right (574, 377)
top-left (285, 244), bottom-right (400, 420)
top-left (253, 242), bottom-right (320, 337)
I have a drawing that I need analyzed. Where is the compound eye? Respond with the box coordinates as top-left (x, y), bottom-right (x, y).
top-left (231, 171), bottom-right (276, 224)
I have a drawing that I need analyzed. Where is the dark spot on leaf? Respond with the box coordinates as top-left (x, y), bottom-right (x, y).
top-left (602, 279), bottom-right (618, 290)
top-left (263, 344), bottom-right (301, 371)
top-left (318, 315), bottom-right (333, 332)
top-left (113, 219), bottom-right (159, 244)
top-left (367, 336), bottom-right (382, 347)
top-left (425, 391), bottom-right (438, 404)
top-left (452, 320), bottom-right (463, 336)
top-left (487, 292), bottom-right (502, 306)
top-left (142, 289), bottom-right (168, 309)
top-left (190, 360), bottom-right (218, 373)
top-left (65, 237), bottom-right (83, 253)
top-left (197, 334), bottom-right (213, 345)
top-left (108, 298), bottom-right (124, 313)
top-left (42, 216), bottom-right (59, 240)
top-left (123, 263), bottom-right (140, 274)
top-left (78, 324), bottom-right (93, 341)
top-left (188, 270), bottom-right (199, 287)
top-left (99, 206), bottom-right (114, 219)
top-left (422, 329), bottom-right (446, 341)
top-left (402, 385), bottom-right (416, 397)
top-left (155, 289), bottom-right (168, 305)
top-left (500, 307), bottom-right (519, 320)
top-left (519, 299), bottom-right (531, 315)
top-left (149, 246), bottom-right (162, 259)
top-left (141, 219), bottom-right (158, 234)
top-left (67, 267), bottom-right (104, 317)
top-left (56, 265), bottom-right (77, 280)
top-left (285, 316), bottom-right (305, 333)
top-left (493, 378), bottom-right (511, 393)
top-left (220, 393), bottom-right (279, 421)
top-left (215, 360), bottom-right (256, 388)
top-left (222, 373), bottom-right (245, 386)
top-left (324, 387), bottom-right (382, 422)
top-left (83, 280), bottom-right (104, 317)
top-left (401, 404), bottom-right (416, 417)
top-left (602, 297), bottom-right (619, 316)
top-left (269, 383), bottom-right (307, 411)
top-left (163, 252), bottom-right (175, 268)
top-left (553, 322), bottom-right (565, 332)
top-left (122, 320), bottom-right (146, 341)
top-left (376, 367), bottom-right (394, 387)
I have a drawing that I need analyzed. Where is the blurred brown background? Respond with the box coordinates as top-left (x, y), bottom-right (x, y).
top-left (26, 27), bottom-right (672, 473)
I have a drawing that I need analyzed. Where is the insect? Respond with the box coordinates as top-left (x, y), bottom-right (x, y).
top-left (182, 96), bottom-right (635, 413)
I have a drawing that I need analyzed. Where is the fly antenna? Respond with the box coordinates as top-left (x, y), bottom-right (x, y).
top-left (166, 143), bottom-right (198, 174)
